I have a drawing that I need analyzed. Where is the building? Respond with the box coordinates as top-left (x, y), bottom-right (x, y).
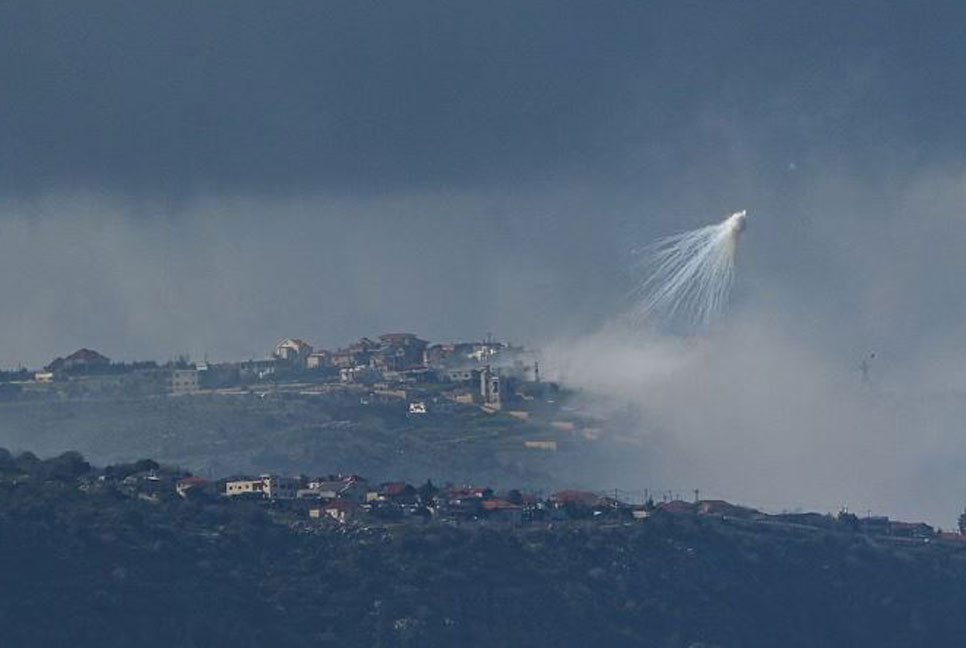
top-left (371, 333), bottom-right (428, 372)
top-left (523, 440), bottom-right (557, 451)
top-left (482, 499), bottom-right (524, 523)
top-left (408, 401), bottom-right (427, 414)
top-left (550, 490), bottom-right (602, 509)
top-left (274, 338), bottom-right (314, 366)
top-left (340, 366), bottom-right (381, 384)
top-left (331, 337), bottom-right (379, 368)
top-left (302, 476), bottom-right (369, 502)
top-left (424, 342), bottom-right (479, 368)
top-left (306, 350), bottom-right (331, 370)
top-left (46, 348), bottom-right (111, 374)
top-left (310, 499), bottom-right (359, 523)
top-left (176, 476), bottom-right (208, 498)
top-left (889, 521), bottom-right (935, 539)
top-left (169, 369), bottom-right (199, 394)
top-left (225, 474), bottom-right (298, 499)
top-left (480, 365), bottom-right (516, 410)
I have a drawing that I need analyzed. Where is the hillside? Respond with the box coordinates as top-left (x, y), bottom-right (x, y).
top-left (0, 391), bottom-right (636, 490)
top-left (3, 451), bottom-right (966, 647)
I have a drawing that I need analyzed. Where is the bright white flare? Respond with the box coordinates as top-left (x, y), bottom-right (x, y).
top-left (633, 210), bottom-right (747, 327)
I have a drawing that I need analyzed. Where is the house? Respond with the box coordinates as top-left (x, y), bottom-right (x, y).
top-left (444, 486), bottom-right (492, 501)
top-left (657, 500), bottom-right (695, 514)
top-left (861, 516), bottom-right (890, 535)
top-left (889, 521), bottom-right (935, 539)
top-left (169, 369), bottom-right (199, 394)
top-left (697, 500), bottom-right (758, 518)
top-left (449, 391), bottom-right (476, 405)
top-left (376, 482), bottom-right (418, 504)
top-left (468, 341), bottom-right (506, 363)
top-left (225, 474), bottom-right (298, 499)
top-left (371, 333), bottom-right (428, 372)
top-left (482, 499), bottom-right (523, 523)
top-left (631, 507), bottom-right (650, 520)
top-left (306, 350), bottom-right (332, 370)
top-left (274, 338), bottom-right (313, 366)
top-left (340, 366), bottom-right (381, 384)
top-left (438, 485), bottom-right (493, 518)
top-left (310, 499), bottom-right (359, 524)
top-left (302, 476), bottom-right (369, 502)
top-left (46, 348), bottom-right (111, 374)
top-left (331, 337), bottom-right (379, 368)
top-left (550, 490), bottom-right (601, 509)
top-left (240, 358), bottom-right (279, 381)
top-left (176, 476), bottom-right (208, 498)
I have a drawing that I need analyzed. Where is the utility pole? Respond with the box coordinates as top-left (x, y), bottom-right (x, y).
top-left (693, 489), bottom-right (700, 503)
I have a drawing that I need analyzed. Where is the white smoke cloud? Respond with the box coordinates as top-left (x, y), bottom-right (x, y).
top-left (542, 311), bottom-right (966, 529)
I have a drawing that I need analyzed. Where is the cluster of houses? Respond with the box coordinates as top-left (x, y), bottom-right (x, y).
top-left (11, 333), bottom-right (538, 409)
top-left (13, 458), bottom-right (959, 542)
top-left (188, 472), bottom-right (955, 541)
top-left (266, 333), bottom-right (533, 410)
top-left (216, 473), bottom-right (638, 525)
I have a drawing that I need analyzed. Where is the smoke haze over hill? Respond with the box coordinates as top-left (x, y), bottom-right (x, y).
top-left (3, 2), bottom-right (966, 524)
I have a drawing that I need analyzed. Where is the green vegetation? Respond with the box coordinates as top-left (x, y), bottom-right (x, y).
top-left (4, 450), bottom-right (966, 647)
top-left (0, 391), bottom-right (617, 489)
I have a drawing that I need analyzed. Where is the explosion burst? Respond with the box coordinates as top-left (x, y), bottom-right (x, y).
top-left (633, 210), bottom-right (747, 328)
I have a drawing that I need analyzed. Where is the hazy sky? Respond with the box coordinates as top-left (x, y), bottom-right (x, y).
top-left (3, 2), bottom-right (966, 524)
top-left (1, 1), bottom-right (965, 365)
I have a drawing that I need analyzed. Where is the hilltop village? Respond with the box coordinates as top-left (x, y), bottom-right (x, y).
top-left (0, 333), bottom-right (552, 417)
top-left (0, 447), bottom-right (960, 544)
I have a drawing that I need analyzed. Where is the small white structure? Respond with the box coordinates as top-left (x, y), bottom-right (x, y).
top-left (409, 401), bottom-right (427, 414)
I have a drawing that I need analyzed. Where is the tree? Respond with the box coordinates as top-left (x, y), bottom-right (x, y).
top-left (958, 508), bottom-right (966, 535)
top-left (44, 451), bottom-right (91, 481)
top-left (417, 479), bottom-right (438, 504)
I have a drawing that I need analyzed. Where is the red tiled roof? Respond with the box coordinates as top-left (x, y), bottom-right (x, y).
top-left (65, 348), bottom-right (110, 363)
top-left (550, 490), bottom-right (600, 506)
top-left (446, 486), bottom-right (488, 499)
top-left (380, 482), bottom-right (410, 496)
top-left (482, 499), bottom-right (522, 511)
top-left (658, 500), bottom-right (695, 514)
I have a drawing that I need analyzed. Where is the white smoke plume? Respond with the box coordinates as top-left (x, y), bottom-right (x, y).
top-left (632, 210), bottom-right (746, 328)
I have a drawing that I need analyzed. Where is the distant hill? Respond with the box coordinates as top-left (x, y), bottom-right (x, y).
top-left (3, 451), bottom-right (966, 647)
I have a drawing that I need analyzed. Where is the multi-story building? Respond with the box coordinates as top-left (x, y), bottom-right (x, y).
top-left (225, 474), bottom-right (298, 499)
top-left (169, 369), bottom-right (199, 394)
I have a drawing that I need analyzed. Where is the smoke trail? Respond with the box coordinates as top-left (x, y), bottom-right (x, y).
top-left (632, 210), bottom-right (746, 328)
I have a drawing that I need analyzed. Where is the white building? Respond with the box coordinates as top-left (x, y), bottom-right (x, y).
top-left (225, 474), bottom-right (298, 499)
top-left (169, 369), bottom-right (199, 394)
top-left (274, 338), bottom-right (314, 367)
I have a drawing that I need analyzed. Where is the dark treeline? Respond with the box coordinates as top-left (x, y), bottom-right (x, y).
top-left (3, 449), bottom-right (966, 647)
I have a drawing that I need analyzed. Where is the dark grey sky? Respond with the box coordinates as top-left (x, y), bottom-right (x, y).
top-left (4, 1), bottom-right (966, 525)
top-left (0, 1), bottom-right (965, 365)
top-left (0, 2), bottom-right (963, 196)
